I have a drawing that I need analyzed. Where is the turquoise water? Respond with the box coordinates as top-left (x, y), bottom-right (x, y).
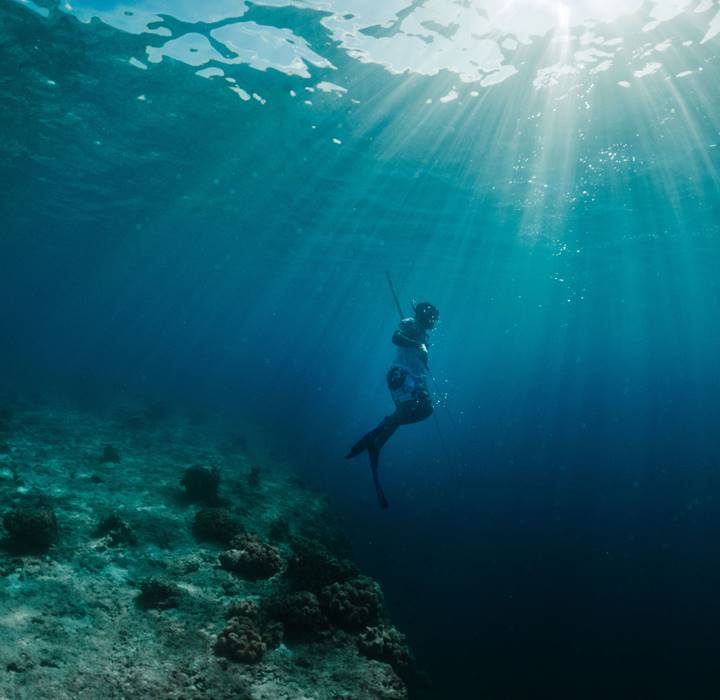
top-left (2, 0), bottom-right (720, 696)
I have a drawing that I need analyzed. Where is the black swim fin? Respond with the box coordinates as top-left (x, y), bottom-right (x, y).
top-left (369, 445), bottom-right (389, 510)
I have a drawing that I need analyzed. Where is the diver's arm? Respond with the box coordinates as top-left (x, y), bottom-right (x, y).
top-left (392, 330), bottom-right (429, 367)
top-left (392, 330), bottom-right (423, 348)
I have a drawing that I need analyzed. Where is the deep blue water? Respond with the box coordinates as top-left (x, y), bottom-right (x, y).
top-left (2, 0), bottom-right (720, 696)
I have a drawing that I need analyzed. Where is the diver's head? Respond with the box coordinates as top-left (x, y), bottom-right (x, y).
top-left (413, 301), bottom-right (439, 330)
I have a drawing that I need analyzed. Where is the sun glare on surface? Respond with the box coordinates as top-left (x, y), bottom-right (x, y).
top-left (555, 2), bottom-right (570, 30)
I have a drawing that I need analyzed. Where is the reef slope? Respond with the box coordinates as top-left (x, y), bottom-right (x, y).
top-left (0, 400), bottom-right (409, 699)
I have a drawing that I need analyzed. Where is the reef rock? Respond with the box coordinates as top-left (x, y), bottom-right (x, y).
top-left (99, 444), bottom-right (121, 463)
top-left (320, 576), bottom-right (384, 630)
top-left (215, 617), bottom-right (269, 663)
top-left (226, 597), bottom-right (261, 620)
top-left (137, 577), bottom-right (182, 610)
top-left (363, 660), bottom-right (409, 700)
top-left (180, 464), bottom-right (220, 504)
top-left (266, 591), bottom-right (328, 638)
top-left (192, 507), bottom-right (243, 544)
top-left (220, 533), bottom-right (284, 580)
top-left (358, 624), bottom-right (413, 673)
top-left (285, 536), bottom-right (358, 592)
top-left (2, 500), bottom-right (58, 553)
top-left (93, 512), bottom-right (137, 546)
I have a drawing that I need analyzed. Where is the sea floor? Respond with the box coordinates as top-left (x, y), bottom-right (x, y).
top-left (0, 397), bottom-right (408, 700)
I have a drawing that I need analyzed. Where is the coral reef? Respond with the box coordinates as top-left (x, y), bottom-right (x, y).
top-left (93, 512), bottom-right (137, 546)
top-left (216, 596), bottom-right (283, 664)
top-left (220, 533), bottom-right (284, 580)
top-left (137, 577), bottom-right (181, 609)
top-left (285, 536), bottom-right (358, 593)
top-left (192, 508), bottom-right (243, 545)
top-left (99, 444), bottom-right (121, 463)
top-left (2, 500), bottom-right (58, 553)
top-left (320, 576), bottom-right (384, 630)
top-left (262, 620), bottom-right (284, 649)
top-left (357, 624), bottom-right (413, 673)
top-left (215, 617), bottom-right (269, 663)
top-left (266, 591), bottom-right (328, 638)
top-left (180, 464), bottom-right (220, 504)
top-left (362, 661), bottom-right (409, 700)
top-left (0, 403), bottom-right (411, 699)
top-left (226, 597), bottom-right (261, 620)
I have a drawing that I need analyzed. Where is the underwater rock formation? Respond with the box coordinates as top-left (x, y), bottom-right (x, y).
top-left (2, 500), bottom-right (58, 553)
top-left (358, 624), bottom-right (413, 674)
top-left (266, 590), bottom-right (328, 638)
top-left (137, 577), bottom-right (182, 609)
top-left (285, 535), bottom-right (358, 592)
top-left (216, 597), bottom-right (283, 664)
top-left (220, 533), bottom-right (284, 580)
top-left (192, 507), bottom-right (243, 545)
top-left (180, 464), bottom-right (220, 504)
top-left (93, 512), bottom-right (137, 546)
top-left (99, 444), bottom-right (121, 464)
top-left (362, 661), bottom-right (409, 700)
top-left (0, 403), bottom-right (411, 699)
top-left (226, 597), bottom-right (261, 620)
top-left (320, 576), bottom-right (384, 630)
top-left (215, 617), bottom-right (269, 663)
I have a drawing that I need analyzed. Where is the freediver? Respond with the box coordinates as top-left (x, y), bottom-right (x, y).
top-left (345, 301), bottom-right (439, 509)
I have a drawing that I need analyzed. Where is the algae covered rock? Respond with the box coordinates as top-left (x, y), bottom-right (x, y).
top-left (219, 596), bottom-right (284, 663)
top-left (358, 624), bottom-right (413, 673)
top-left (180, 465), bottom-right (220, 504)
top-left (219, 533), bottom-right (284, 580)
top-left (285, 536), bottom-right (358, 593)
top-left (215, 617), bottom-right (267, 663)
top-left (99, 444), bottom-right (121, 463)
top-left (2, 500), bottom-right (58, 553)
top-left (363, 660), bottom-right (409, 700)
top-left (226, 597), bottom-right (261, 620)
top-left (266, 590), bottom-right (328, 638)
top-left (93, 512), bottom-right (137, 546)
top-left (192, 508), bottom-right (243, 544)
top-left (320, 576), bottom-right (384, 630)
top-left (137, 577), bottom-right (181, 610)
top-left (261, 620), bottom-right (284, 649)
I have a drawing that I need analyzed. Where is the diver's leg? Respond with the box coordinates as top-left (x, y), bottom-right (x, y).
top-left (363, 383), bottom-right (434, 508)
top-left (345, 407), bottom-right (404, 460)
top-left (345, 431), bottom-right (374, 459)
top-left (374, 398), bottom-right (428, 440)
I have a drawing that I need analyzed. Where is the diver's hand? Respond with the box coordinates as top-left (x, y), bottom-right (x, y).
top-left (418, 343), bottom-right (429, 367)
